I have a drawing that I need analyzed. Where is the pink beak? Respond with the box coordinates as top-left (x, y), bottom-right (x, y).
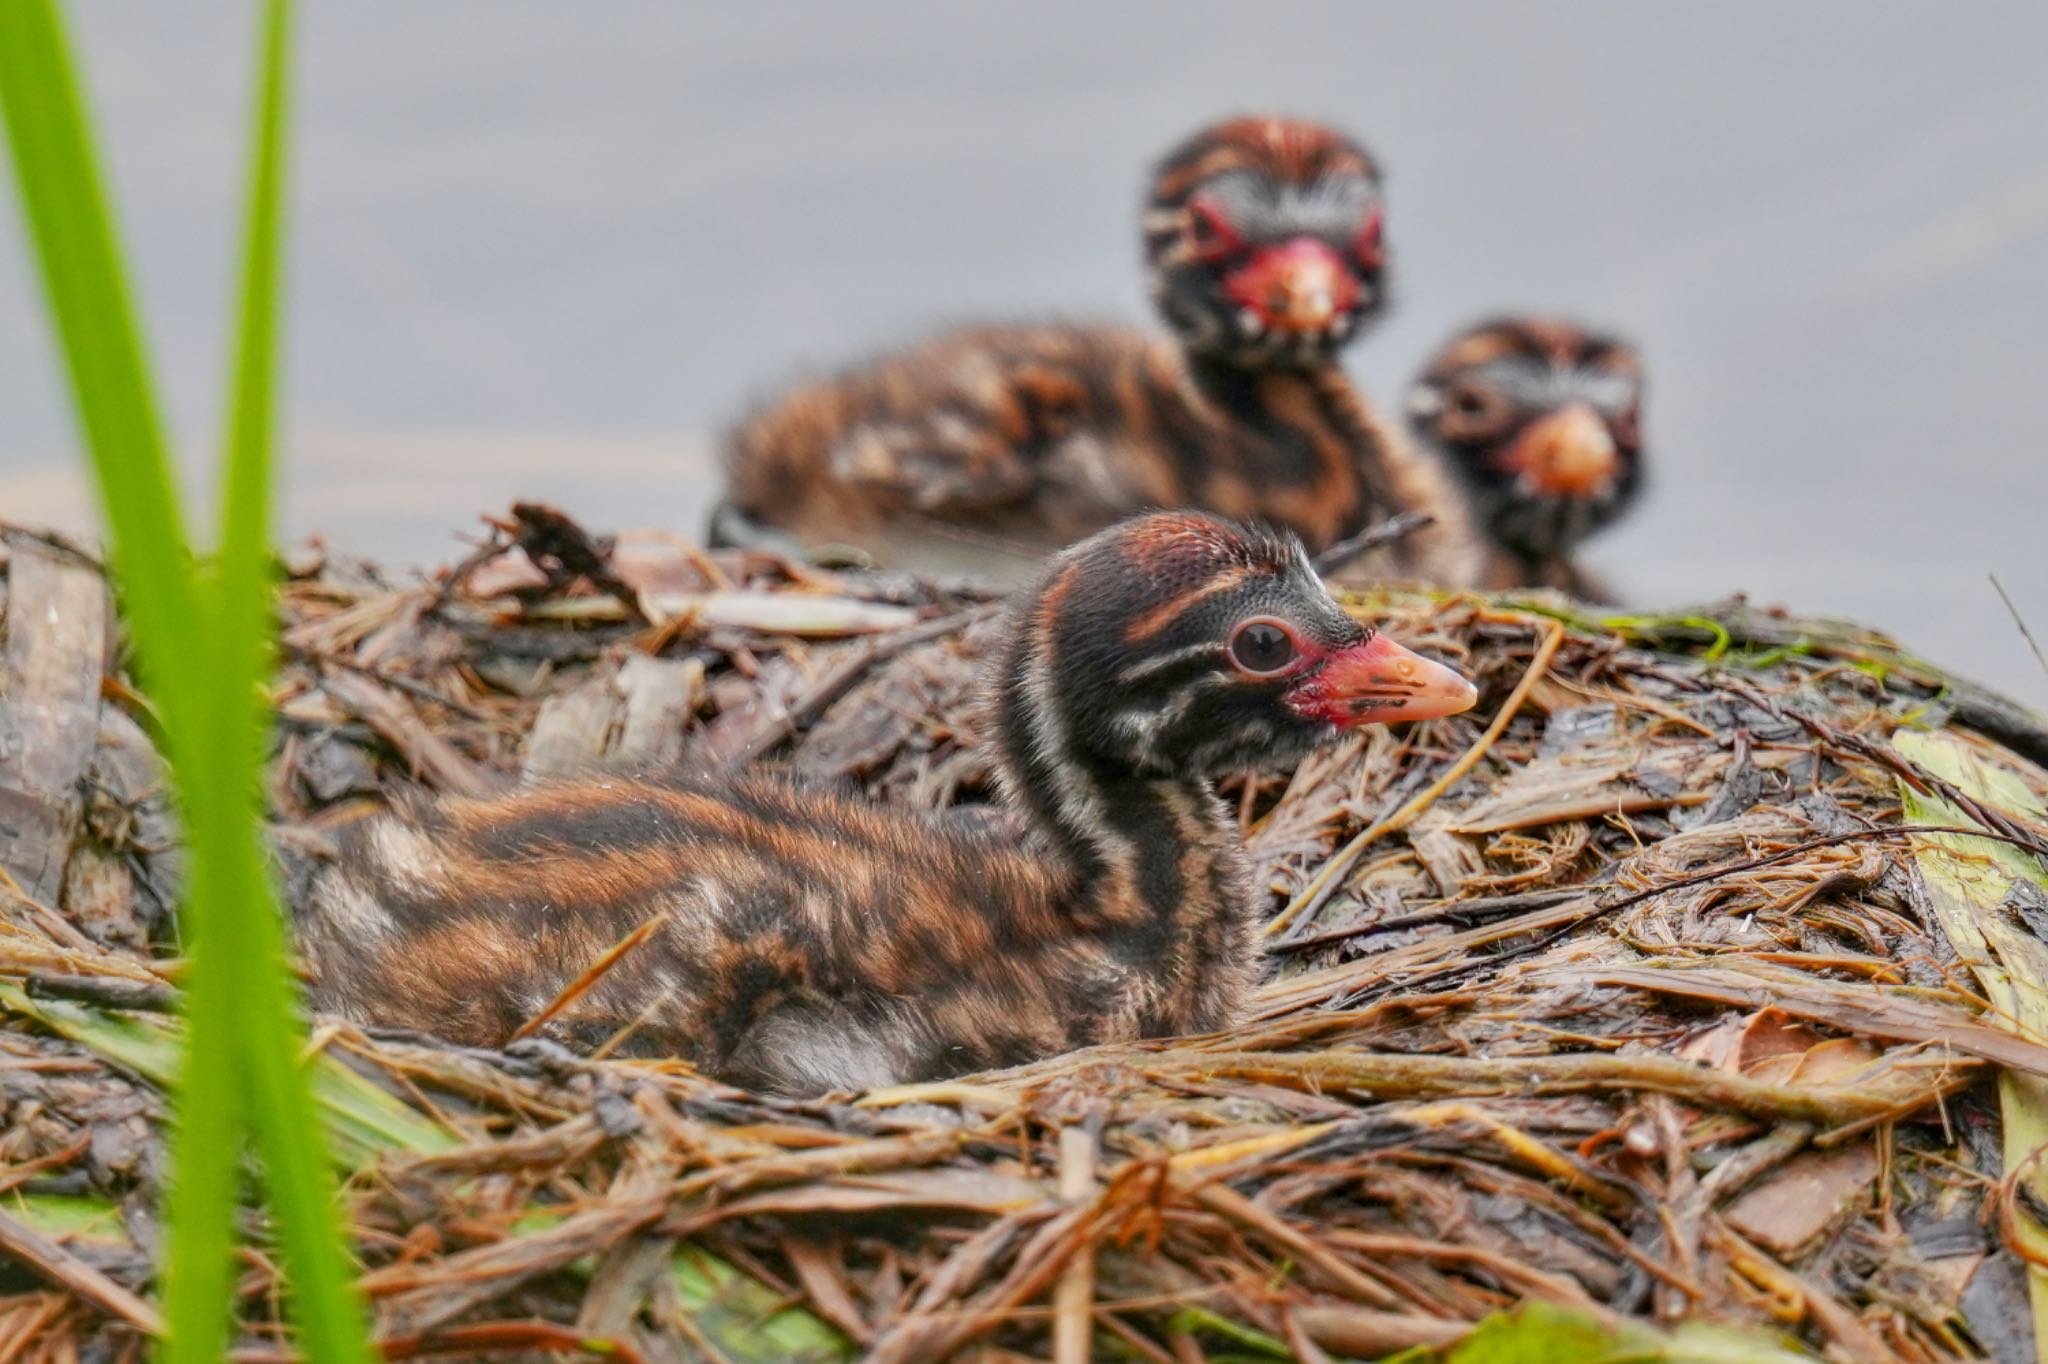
top-left (1500, 400), bottom-right (1620, 499)
top-left (1288, 633), bottom-right (1478, 728)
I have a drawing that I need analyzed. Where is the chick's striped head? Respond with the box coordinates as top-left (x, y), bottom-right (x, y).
top-left (1012, 513), bottom-right (1475, 780)
top-left (1408, 317), bottom-right (1646, 559)
top-left (1143, 116), bottom-right (1388, 368)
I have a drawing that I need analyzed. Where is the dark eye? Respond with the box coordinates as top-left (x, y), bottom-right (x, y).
top-left (1443, 380), bottom-right (1504, 434)
top-left (1228, 618), bottom-right (1299, 675)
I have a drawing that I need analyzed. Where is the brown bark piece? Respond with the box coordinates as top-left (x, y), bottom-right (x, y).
top-left (521, 671), bottom-right (624, 783)
top-left (0, 536), bottom-right (110, 906)
top-left (1723, 1142), bottom-right (1880, 1256)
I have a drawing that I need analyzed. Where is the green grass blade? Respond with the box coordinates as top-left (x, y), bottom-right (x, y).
top-left (158, 908), bottom-right (246, 1362)
top-left (0, 2), bottom-right (238, 1354)
top-left (0, 1), bottom-right (201, 690)
top-left (196, 1), bottom-right (372, 1359)
top-left (0, 0), bottom-right (371, 1357)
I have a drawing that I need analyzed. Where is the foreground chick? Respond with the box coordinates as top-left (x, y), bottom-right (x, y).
top-left (1407, 316), bottom-right (1646, 598)
top-left (299, 513), bottom-right (1476, 1096)
top-left (713, 115), bottom-right (1479, 584)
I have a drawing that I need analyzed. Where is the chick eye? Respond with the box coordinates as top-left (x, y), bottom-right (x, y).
top-left (1227, 618), bottom-right (1299, 675)
top-left (1442, 380), bottom-right (1504, 434)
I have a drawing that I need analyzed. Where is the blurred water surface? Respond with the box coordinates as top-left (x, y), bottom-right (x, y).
top-left (2, 2), bottom-right (2046, 696)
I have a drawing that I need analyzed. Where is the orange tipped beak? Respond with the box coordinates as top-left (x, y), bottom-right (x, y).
top-left (1288, 633), bottom-right (1479, 729)
top-left (1501, 401), bottom-right (1619, 499)
top-left (1222, 238), bottom-right (1359, 333)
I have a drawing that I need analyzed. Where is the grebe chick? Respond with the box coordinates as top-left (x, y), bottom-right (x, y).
top-left (712, 115), bottom-right (1480, 586)
top-left (1407, 316), bottom-right (1646, 599)
top-left (299, 513), bottom-right (1477, 1096)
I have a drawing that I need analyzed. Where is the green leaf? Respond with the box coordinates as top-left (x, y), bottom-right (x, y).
top-left (7, 1191), bottom-right (132, 1249)
top-left (1165, 1307), bottom-right (1293, 1359)
top-left (1898, 728), bottom-right (2048, 1361)
top-left (1439, 1303), bottom-right (1813, 1363)
top-left (0, 983), bottom-right (458, 1164)
top-left (668, 1242), bottom-right (857, 1364)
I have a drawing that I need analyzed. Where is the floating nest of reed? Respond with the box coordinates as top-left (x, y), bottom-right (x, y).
top-left (4, 504), bottom-right (2048, 1363)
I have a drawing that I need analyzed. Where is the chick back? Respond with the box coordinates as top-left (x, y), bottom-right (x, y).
top-left (298, 773), bottom-right (1135, 1094)
top-left (719, 322), bottom-right (1434, 567)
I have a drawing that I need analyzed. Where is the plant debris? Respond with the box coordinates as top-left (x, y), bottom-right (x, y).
top-left (4, 507), bottom-right (2048, 1362)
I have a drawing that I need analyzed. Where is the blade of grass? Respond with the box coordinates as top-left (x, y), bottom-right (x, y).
top-left (0, 1), bottom-right (202, 663)
top-left (0, 3), bottom-right (240, 1354)
top-left (0, 0), bottom-right (371, 1358)
top-left (194, 2), bottom-right (371, 1359)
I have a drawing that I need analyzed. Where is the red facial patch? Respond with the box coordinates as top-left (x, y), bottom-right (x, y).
top-left (1352, 205), bottom-right (1384, 271)
top-left (1221, 238), bottom-right (1359, 333)
top-left (1183, 196), bottom-right (1243, 264)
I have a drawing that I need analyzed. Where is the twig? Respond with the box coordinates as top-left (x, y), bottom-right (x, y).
top-left (1589, 962), bottom-right (2048, 1078)
top-left (0, 1134), bottom-right (90, 1198)
top-left (234, 1320), bottom-right (648, 1363)
top-left (1191, 1184), bottom-right (1404, 1308)
top-left (1991, 573), bottom-right (2048, 695)
top-left (0, 1206), bottom-right (163, 1338)
top-left (1707, 1221), bottom-right (1903, 1362)
top-left (1268, 887), bottom-right (1582, 955)
top-left (1053, 1118), bottom-right (1101, 1364)
top-left (426, 524), bottom-right (510, 611)
top-left (1722, 678), bottom-right (2048, 860)
top-left (1284, 822), bottom-right (2048, 967)
top-left (25, 972), bottom-right (177, 1013)
top-left (319, 667), bottom-right (498, 798)
top-left (1329, 917), bottom-right (1585, 1011)
top-left (507, 501), bottom-right (653, 626)
top-left (1266, 612), bottom-right (1564, 937)
top-left (1310, 511), bottom-right (1436, 578)
top-left (1292, 1307), bottom-right (1467, 1358)
top-left (282, 641), bottom-right (487, 720)
top-left (508, 914), bottom-right (665, 1043)
top-left (1594, 823), bottom-right (2045, 915)
top-left (1182, 1048), bottom-right (1972, 1126)
top-left (723, 603), bottom-right (997, 771)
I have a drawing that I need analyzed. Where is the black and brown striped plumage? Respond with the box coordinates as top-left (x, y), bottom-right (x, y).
top-left (713, 116), bottom-right (1480, 585)
top-left (1407, 317), bottom-right (1646, 599)
top-left (298, 513), bottom-right (1476, 1096)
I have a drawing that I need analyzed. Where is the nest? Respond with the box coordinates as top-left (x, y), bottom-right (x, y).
top-left (4, 504), bottom-right (2048, 1363)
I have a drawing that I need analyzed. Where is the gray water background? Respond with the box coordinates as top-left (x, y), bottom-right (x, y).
top-left (3, 2), bottom-right (2046, 697)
